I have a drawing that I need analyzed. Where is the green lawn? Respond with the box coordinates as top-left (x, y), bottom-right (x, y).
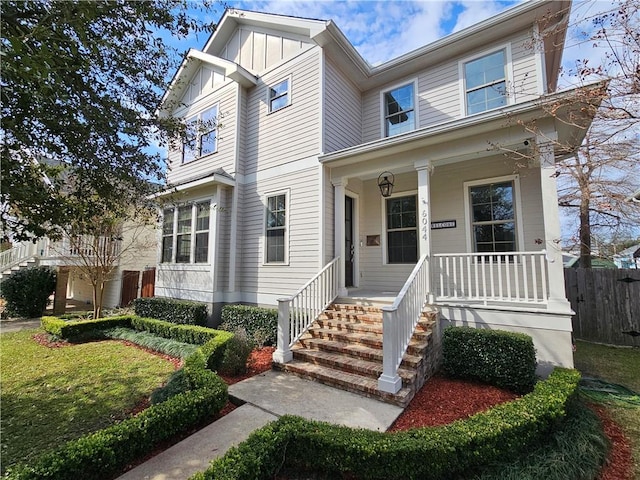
top-left (0, 329), bottom-right (176, 474)
top-left (574, 340), bottom-right (640, 479)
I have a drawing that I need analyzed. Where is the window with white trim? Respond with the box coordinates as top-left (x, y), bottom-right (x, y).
top-left (268, 78), bottom-right (290, 113)
top-left (265, 193), bottom-right (287, 263)
top-left (160, 201), bottom-right (210, 263)
top-left (383, 82), bottom-right (415, 137)
top-left (386, 195), bottom-right (418, 263)
top-left (469, 181), bottom-right (516, 253)
top-left (182, 105), bottom-right (218, 163)
top-left (463, 49), bottom-right (507, 115)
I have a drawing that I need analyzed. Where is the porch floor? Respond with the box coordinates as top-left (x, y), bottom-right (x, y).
top-left (340, 288), bottom-right (397, 306)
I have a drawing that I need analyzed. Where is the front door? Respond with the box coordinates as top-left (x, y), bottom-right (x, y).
top-left (345, 196), bottom-right (354, 287)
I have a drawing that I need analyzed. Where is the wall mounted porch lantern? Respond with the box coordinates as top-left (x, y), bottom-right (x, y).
top-left (377, 171), bottom-right (394, 198)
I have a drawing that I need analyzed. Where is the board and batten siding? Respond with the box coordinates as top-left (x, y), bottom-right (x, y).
top-left (361, 29), bottom-right (539, 143)
top-left (166, 81), bottom-right (238, 186)
top-left (244, 48), bottom-right (322, 175)
top-left (323, 57), bottom-right (362, 153)
top-left (239, 167), bottom-right (321, 299)
top-left (218, 25), bottom-right (314, 75)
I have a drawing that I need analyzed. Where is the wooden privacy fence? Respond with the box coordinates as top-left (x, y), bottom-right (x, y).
top-left (565, 268), bottom-right (640, 347)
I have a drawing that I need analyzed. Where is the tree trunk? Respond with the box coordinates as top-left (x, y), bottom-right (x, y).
top-left (579, 189), bottom-right (592, 268)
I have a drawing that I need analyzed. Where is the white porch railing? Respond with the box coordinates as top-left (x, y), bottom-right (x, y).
top-left (378, 254), bottom-right (429, 394)
top-left (272, 257), bottom-right (340, 363)
top-left (433, 251), bottom-right (549, 306)
top-left (0, 238), bottom-right (49, 272)
top-left (53, 235), bottom-right (122, 259)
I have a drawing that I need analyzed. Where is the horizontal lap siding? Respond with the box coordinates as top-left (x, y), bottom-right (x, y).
top-left (324, 169), bottom-right (334, 264)
top-left (216, 186), bottom-right (232, 291)
top-left (244, 49), bottom-right (321, 174)
top-left (239, 167), bottom-right (320, 296)
top-left (324, 58), bottom-right (362, 152)
top-left (361, 28), bottom-right (540, 143)
top-left (510, 30), bottom-right (538, 101)
top-left (166, 82), bottom-right (238, 186)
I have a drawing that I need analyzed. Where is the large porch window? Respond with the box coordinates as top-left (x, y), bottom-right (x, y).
top-left (386, 195), bottom-right (418, 263)
top-left (469, 181), bottom-right (516, 253)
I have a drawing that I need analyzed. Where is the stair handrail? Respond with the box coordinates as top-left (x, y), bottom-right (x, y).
top-left (378, 254), bottom-right (430, 394)
top-left (272, 257), bottom-right (340, 364)
top-left (0, 238), bottom-right (49, 273)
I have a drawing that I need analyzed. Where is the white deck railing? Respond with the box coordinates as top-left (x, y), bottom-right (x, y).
top-left (433, 251), bottom-right (549, 306)
top-left (0, 238), bottom-right (49, 272)
top-left (378, 254), bottom-right (429, 394)
top-left (272, 257), bottom-right (340, 363)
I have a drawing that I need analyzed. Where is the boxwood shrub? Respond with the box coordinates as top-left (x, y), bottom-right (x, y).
top-left (9, 315), bottom-right (231, 480)
top-left (441, 326), bottom-right (537, 394)
top-left (220, 304), bottom-right (277, 346)
top-left (0, 266), bottom-right (56, 318)
top-left (191, 368), bottom-right (580, 480)
top-left (133, 297), bottom-right (208, 325)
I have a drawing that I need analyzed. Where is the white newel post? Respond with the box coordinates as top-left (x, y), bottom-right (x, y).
top-left (332, 178), bottom-right (348, 296)
top-left (273, 297), bottom-right (293, 363)
top-left (538, 138), bottom-right (571, 312)
top-left (416, 160), bottom-right (434, 303)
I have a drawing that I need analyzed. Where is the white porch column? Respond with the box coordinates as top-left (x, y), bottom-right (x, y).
top-left (415, 160), bottom-right (434, 303)
top-left (332, 177), bottom-right (348, 296)
top-left (537, 138), bottom-right (571, 312)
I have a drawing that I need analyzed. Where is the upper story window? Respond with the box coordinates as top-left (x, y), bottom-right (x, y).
top-left (268, 77), bottom-right (290, 113)
top-left (463, 49), bottom-right (508, 115)
top-left (161, 201), bottom-right (211, 264)
top-left (383, 82), bottom-right (415, 137)
top-left (386, 195), bottom-right (418, 264)
top-left (265, 192), bottom-right (288, 264)
top-left (182, 105), bottom-right (218, 163)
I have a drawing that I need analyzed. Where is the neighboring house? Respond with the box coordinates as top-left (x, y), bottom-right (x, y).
top-left (155, 1), bottom-right (599, 403)
top-left (0, 223), bottom-right (157, 313)
top-left (564, 256), bottom-right (618, 269)
top-left (613, 244), bottom-right (640, 269)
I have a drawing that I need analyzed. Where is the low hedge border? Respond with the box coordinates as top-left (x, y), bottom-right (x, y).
top-left (133, 297), bottom-right (208, 325)
top-left (442, 326), bottom-right (537, 394)
top-left (220, 304), bottom-right (277, 346)
top-left (7, 316), bottom-right (232, 480)
top-left (192, 368), bottom-right (581, 480)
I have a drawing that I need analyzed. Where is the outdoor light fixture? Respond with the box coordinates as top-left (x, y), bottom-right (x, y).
top-left (377, 171), bottom-right (394, 198)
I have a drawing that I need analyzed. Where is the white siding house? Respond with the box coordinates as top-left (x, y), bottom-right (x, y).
top-left (155, 1), bottom-right (601, 396)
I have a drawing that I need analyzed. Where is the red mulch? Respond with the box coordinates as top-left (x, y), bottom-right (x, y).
top-left (32, 333), bottom-right (69, 348)
top-left (590, 403), bottom-right (634, 480)
top-left (218, 346), bottom-right (276, 385)
top-left (389, 374), bottom-right (519, 431)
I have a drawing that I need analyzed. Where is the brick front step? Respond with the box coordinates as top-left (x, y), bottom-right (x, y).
top-left (274, 360), bottom-right (413, 407)
top-left (291, 346), bottom-right (417, 384)
top-left (274, 301), bottom-right (441, 408)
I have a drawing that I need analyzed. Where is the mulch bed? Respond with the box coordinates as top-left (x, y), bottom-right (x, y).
top-left (389, 374), bottom-right (519, 431)
top-left (590, 404), bottom-right (634, 480)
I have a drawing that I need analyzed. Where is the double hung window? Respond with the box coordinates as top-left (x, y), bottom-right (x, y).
top-left (386, 195), bottom-right (418, 263)
top-left (469, 181), bottom-right (516, 253)
top-left (463, 49), bottom-right (507, 115)
top-left (182, 105), bottom-right (218, 163)
top-left (265, 193), bottom-right (287, 263)
top-left (161, 201), bottom-right (211, 263)
top-left (268, 78), bottom-right (290, 113)
top-left (383, 83), bottom-right (415, 137)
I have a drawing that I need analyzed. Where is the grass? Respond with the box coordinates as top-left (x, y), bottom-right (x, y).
top-left (574, 340), bottom-right (640, 479)
top-left (0, 329), bottom-right (176, 474)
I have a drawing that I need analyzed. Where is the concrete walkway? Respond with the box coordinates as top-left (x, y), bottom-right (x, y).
top-left (117, 370), bottom-right (403, 480)
top-left (0, 318), bottom-right (41, 333)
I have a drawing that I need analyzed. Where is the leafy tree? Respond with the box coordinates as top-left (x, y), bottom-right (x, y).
top-left (1, 0), bottom-right (217, 241)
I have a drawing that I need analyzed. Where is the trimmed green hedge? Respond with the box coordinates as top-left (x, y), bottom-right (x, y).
top-left (8, 315), bottom-right (231, 480)
top-left (133, 297), bottom-right (208, 325)
top-left (220, 304), bottom-right (277, 346)
top-left (192, 368), bottom-right (580, 480)
top-left (130, 316), bottom-right (223, 345)
top-left (442, 326), bottom-right (537, 394)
